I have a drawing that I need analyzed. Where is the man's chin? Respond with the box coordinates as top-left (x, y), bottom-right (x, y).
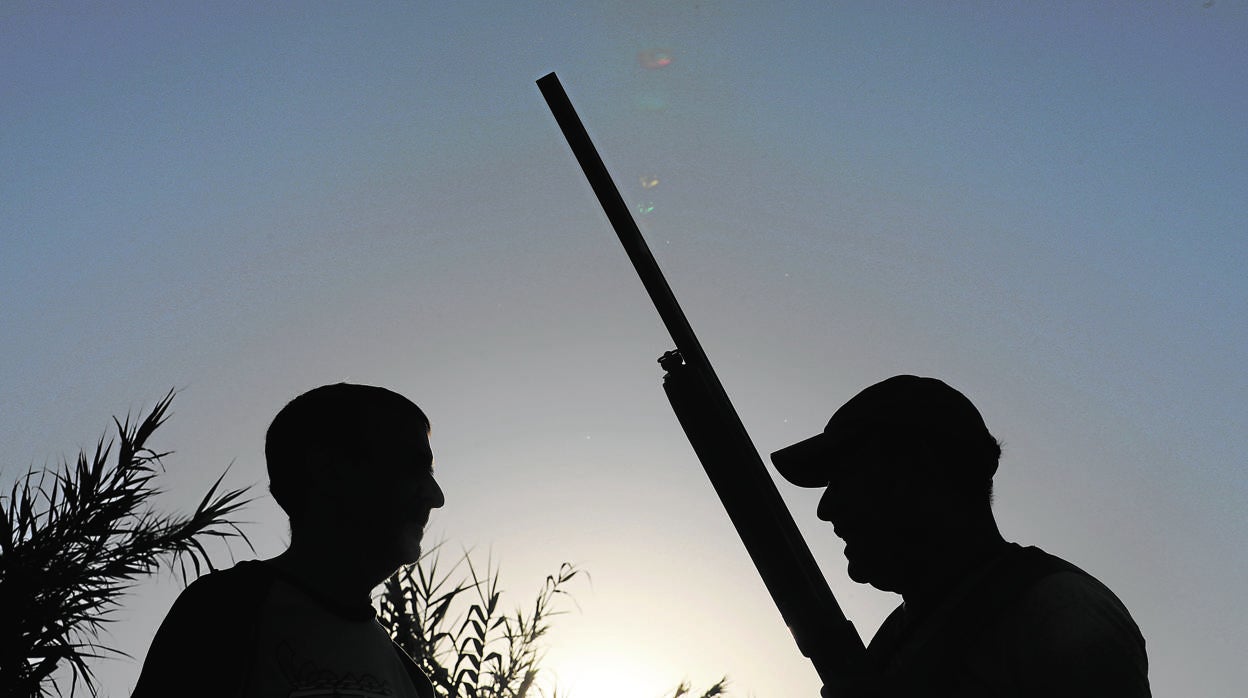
top-left (397, 523), bottom-right (426, 563)
top-left (846, 560), bottom-right (872, 585)
top-left (846, 555), bottom-right (901, 592)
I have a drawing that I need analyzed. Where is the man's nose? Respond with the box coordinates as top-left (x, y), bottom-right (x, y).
top-left (424, 477), bottom-right (445, 509)
top-left (816, 487), bottom-right (837, 522)
top-left (816, 485), bottom-right (849, 524)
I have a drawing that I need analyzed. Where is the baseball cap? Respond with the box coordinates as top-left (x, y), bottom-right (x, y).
top-left (770, 375), bottom-right (995, 487)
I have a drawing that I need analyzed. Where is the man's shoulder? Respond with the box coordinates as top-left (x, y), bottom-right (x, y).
top-left (188, 558), bottom-right (272, 586)
top-left (988, 550), bottom-right (1151, 695)
top-left (165, 559), bottom-right (274, 619)
top-left (868, 545), bottom-right (1129, 658)
top-left (1000, 544), bottom-right (1081, 580)
top-left (1018, 565), bottom-right (1128, 610)
top-left (131, 561), bottom-right (273, 697)
top-left (1007, 563), bottom-right (1146, 650)
top-left (864, 544), bottom-right (1150, 697)
top-left (1005, 547), bottom-right (1137, 618)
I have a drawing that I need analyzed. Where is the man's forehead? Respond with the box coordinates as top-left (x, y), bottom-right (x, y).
top-left (825, 433), bottom-right (898, 480)
top-left (368, 411), bottom-right (429, 436)
top-left (367, 421), bottom-right (432, 453)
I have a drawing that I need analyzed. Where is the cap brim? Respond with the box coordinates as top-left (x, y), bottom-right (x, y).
top-left (770, 433), bottom-right (835, 488)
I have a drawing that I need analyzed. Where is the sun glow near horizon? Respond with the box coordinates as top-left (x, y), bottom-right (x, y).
top-left (542, 648), bottom-right (675, 698)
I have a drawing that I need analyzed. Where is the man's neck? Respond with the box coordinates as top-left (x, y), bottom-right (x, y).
top-left (900, 527), bottom-right (1010, 622)
top-left (268, 538), bottom-right (393, 608)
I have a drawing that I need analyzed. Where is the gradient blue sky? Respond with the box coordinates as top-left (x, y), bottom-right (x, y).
top-left (3, 2), bottom-right (1245, 696)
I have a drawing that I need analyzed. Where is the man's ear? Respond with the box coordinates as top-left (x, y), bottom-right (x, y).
top-left (301, 444), bottom-right (352, 497)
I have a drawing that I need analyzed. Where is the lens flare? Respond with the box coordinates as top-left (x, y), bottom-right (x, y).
top-left (640, 175), bottom-right (659, 189)
top-left (638, 50), bottom-right (673, 69)
top-left (637, 202), bottom-right (655, 215)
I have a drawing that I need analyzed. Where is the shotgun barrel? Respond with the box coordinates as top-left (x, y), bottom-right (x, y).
top-left (536, 72), bottom-right (869, 694)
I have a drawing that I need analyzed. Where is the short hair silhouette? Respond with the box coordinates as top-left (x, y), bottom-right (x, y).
top-left (265, 383), bottom-right (430, 520)
top-left (135, 382), bottom-right (442, 698)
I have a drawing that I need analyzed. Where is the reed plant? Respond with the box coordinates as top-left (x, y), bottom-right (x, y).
top-left (377, 548), bottom-right (728, 698)
top-left (377, 548), bottom-right (573, 698)
top-left (0, 391), bottom-right (253, 698)
top-left (0, 389), bottom-right (728, 698)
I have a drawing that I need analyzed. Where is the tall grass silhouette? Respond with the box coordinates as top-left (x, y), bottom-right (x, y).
top-left (0, 391), bottom-right (253, 698)
top-left (377, 548), bottom-right (728, 698)
top-left (1, 391), bottom-right (728, 698)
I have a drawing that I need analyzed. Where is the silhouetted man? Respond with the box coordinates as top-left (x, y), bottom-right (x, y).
top-left (133, 383), bottom-right (444, 698)
top-left (771, 375), bottom-right (1149, 697)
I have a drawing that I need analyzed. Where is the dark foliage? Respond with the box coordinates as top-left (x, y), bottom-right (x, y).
top-left (377, 548), bottom-right (727, 698)
top-left (0, 391), bottom-right (253, 698)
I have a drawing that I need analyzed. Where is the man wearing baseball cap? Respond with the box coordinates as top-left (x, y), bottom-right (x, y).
top-left (772, 375), bottom-right (1150, 697)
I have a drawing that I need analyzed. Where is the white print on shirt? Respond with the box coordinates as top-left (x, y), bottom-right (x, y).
top-left (277, 640), bottom-right (398, 698)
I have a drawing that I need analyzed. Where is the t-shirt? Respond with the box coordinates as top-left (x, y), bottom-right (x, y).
top-left (243, 573), bottom-right (424, 698)
top-left (131, 560), bottom-right (435, 698)
top-left (866, 544), bottom-right (1150, 698)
